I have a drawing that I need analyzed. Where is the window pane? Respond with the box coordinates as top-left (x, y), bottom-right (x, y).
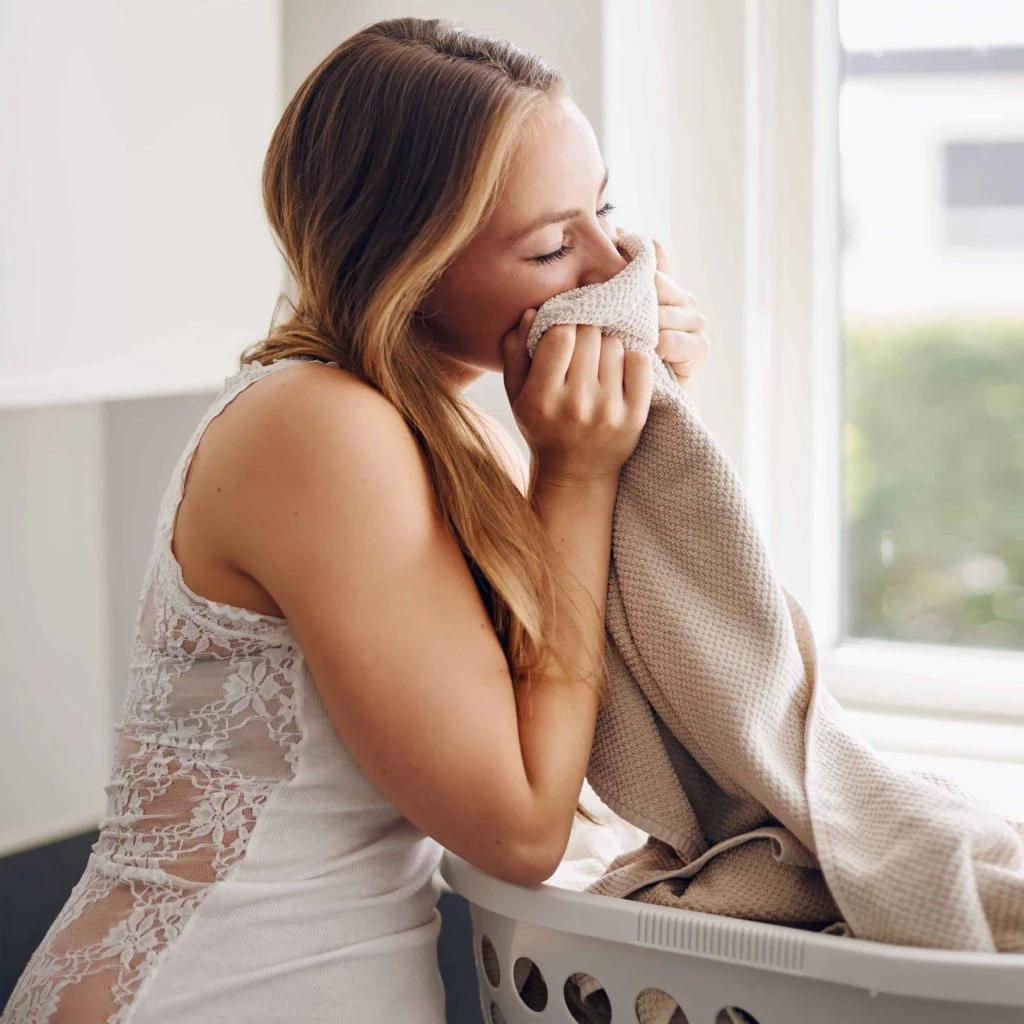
top-left (838, 2), bottom-right (1024, 651)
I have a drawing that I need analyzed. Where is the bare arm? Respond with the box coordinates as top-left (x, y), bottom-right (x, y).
top-left (220, 367), bottom-right (614, 887)
top-left (515, 468), bottom-right (618, 878)
top-left (467, 406), bottom-right (617, 878)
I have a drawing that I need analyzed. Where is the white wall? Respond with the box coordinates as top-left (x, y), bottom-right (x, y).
top-left (0, 0), bottom-right (283, 854)
top-left (0, 0), bottom-right (284, 381)
top-left (104, 393), bottom-right (220, 715)
top-left (0, 405), bottom-right (108, 851)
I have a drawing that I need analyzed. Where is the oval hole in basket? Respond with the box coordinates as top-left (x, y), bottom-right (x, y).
top-left (512, 956), bottom-right (548, 1011)
top-left (564, 972), bottom-right (612, 1022)
top-left (480, 935), bottom-right (501, 987)
top-left (636, 987), bottom-right (689, 1023)
top-left (489, 1000), bottom-right (508, 1024)
top-left (715, 1008), bottom-right (761, 1024)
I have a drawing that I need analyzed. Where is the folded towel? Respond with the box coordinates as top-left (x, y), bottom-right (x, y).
top-left (522, 231), bottom-right (1024, 1022)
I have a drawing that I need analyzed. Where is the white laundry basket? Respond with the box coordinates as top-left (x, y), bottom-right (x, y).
top-left (440, 849), bottom-right (1024, 1024)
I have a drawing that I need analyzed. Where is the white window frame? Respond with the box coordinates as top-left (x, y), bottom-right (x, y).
top-left (761, 0), bottom-right (1024, 761)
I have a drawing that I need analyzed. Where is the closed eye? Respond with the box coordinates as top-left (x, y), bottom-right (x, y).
top-left (532, 203), bottom-right (617, 265)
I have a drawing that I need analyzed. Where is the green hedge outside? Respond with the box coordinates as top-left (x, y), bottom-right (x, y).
top-left (843, 317), bottom-right (1024, 651)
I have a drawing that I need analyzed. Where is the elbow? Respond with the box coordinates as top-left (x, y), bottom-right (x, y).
top-left (471, 795), bottom-right (570, 888)
top-left (497, 851), bottom-right (557, 889)
top-left (496, 833), bottom-right (564, 889)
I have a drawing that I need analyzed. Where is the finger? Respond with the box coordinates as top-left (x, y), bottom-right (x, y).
top-left (657, 331), bottom-right (712, 380)
top-left (597, 333), bottom-right (626, 394)
top-left (658, 304), bottom-right (707, 333)
top-left (652, 236), bottom-right (671, 276)
top-left (654, 271), bottom-right (696, 309)
top-left (622, 348), bottom-right (653, 424)
top-left (526, 320), bottom-right (577, 394)
top-left (565, 323), bottom-right (604, 391)
top-left (501, 309), bottom-right (537, 403)
top-left (657, 327), bottom-right (710, 362)
top-left (687, 331), bottom-right (712, 372)
top-left (654, 329), bottom-right (691, 363)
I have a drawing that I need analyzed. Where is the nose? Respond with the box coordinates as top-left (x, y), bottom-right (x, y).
top-left (577, 230), bottom-right (628, 288)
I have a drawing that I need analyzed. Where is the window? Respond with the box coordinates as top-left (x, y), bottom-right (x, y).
top-left (838, 5), bottom-right (1024, 657)
top-left (746, 0), bottom-right (1024, 760)
top-left (602, 0), bottom-right (1023, 766)
top-left (944, 140), bottom-right (1024, 247)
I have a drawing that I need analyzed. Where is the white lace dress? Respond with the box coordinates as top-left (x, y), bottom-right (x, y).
top-left (2, 357), bottom-right (447, 1024)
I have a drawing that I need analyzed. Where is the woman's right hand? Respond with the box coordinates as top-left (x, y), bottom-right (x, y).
top-left (501, 308), bottom-right (654, 487)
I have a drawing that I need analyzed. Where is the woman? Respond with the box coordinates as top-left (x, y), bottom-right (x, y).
top-left (3, 16), bottom-right (709, 1023)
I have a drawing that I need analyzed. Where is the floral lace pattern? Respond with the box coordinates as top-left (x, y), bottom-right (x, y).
top-left (2, 359), bottom-right (319, 1023)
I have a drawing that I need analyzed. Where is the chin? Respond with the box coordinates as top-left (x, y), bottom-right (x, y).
top-left (461, 348), bottom-right (504, 377)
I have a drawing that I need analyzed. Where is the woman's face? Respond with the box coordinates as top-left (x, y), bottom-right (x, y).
top-left (417, 95), bottom-right (627, 389)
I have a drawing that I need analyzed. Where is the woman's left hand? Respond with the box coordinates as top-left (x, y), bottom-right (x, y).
top-left (616, 226), bottom-right (711, 392)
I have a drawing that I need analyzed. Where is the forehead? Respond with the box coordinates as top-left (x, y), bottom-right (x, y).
top-left (486, 98), bottom-right (604, 236)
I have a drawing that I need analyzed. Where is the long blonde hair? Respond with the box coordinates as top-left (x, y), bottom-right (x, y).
top-left (243, 17), bottom-right (609, 823)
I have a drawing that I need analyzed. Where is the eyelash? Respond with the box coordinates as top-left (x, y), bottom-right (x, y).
top-left (532, 202), bottom-right (617, 265)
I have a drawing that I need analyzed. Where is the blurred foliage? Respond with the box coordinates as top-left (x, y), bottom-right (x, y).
top-left (843, 317), bottom-right (1024, 650)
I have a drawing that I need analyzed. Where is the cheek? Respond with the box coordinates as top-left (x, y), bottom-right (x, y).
top-left (444, 288), bottom-right (518, 360)
top-left (512, 262), bottom-right (576, 309)
top-left (440, 257), bottom-right (569, 357)
top-left (459, 271), bottom-right (537, 336)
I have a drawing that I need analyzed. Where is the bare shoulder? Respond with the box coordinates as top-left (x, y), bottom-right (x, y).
top-left (213, 360), bottom-right (418, 489)
top-left (228, 356), bottom-right (431, 499)
top-left (230, 363), bottom-right (527, 494)
top-left (230, 359), bottom-right (401, 438)
top-left (173, 360), bottom-right (421, 617)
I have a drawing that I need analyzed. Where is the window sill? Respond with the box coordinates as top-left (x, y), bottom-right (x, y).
top-left (841, 706), bottom-right (1024, 820)
top-left (821, 640), bottom-right (1024, 720)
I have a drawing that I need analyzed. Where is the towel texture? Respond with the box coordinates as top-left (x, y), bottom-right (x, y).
top-left (523, 230), bottom-right (1024, 1022)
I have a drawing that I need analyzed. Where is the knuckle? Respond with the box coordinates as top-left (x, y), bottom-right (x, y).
top-left (563, 393), bottom-right (589, 421)
top-left (547, 324), bottom-right (574, 347)
top-left (515, 390), bottom-right (544, 421)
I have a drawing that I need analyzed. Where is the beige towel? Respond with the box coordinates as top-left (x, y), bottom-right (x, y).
top-left (523, 232), bottom-right (1024, 1022)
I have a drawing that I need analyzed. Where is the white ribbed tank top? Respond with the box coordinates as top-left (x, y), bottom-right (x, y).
top-left (2, 356), bottom-right (447, 1024)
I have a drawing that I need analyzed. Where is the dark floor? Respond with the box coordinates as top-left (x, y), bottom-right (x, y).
top-left (0, 830), bottom-right (484, 1023)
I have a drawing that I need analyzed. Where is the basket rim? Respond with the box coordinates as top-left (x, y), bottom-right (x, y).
top-left (440, 850), bottom-right (1024, 1008)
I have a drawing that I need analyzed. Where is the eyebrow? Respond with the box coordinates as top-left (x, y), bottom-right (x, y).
top-left (507, 165), bottom-right (610, 243)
